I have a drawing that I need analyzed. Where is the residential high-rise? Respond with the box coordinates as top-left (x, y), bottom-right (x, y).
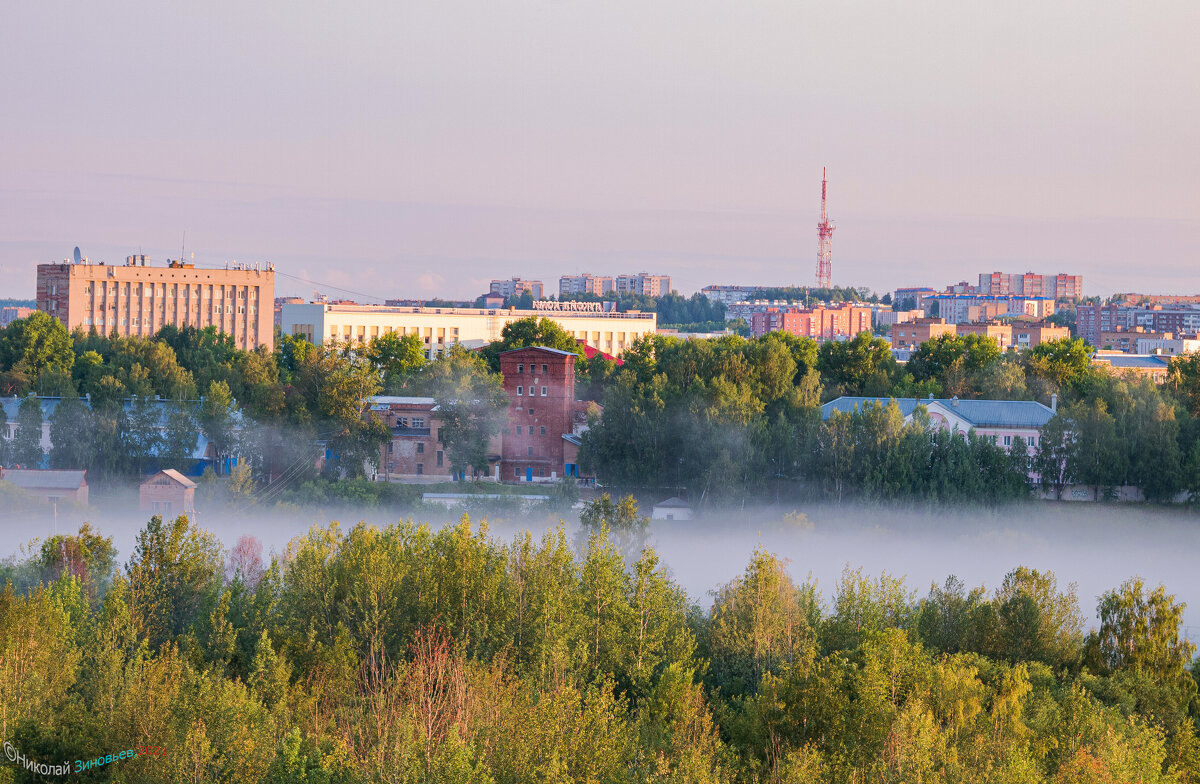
top-left (36, 255), bottom-right (275, 350)
top-left (489, 277), bottom-right (544, 300)
top-left (615, 273), bottom-right (671, 297)
top-left (976, 272), bottom-right (1082, 299)
top-left (559, 274), bottom-right (615, 297)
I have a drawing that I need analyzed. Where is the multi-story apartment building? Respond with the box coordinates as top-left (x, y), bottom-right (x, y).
top-left (892, 287), bottom-right (937, 311)
top-left (927, 295), bottom-right (1055, 324)
top-left (280, 301), bottom-right (656, 358)
top-left (957, 322), bottom-right (1013, 350)
top-left (1126, 306), bottom-right (1200, 335)
top-left (559, 274), bottom-right (615, 297)
top-left (749, 304), bottom-right (872, 341)
top-left (615, 273), bottom-right (671, 297)
top-left (1011, 322), bottom-right (1070, 349)
top-left (489, 277), bottom-right (544, 301)
top-left (0, 306), bottom-right (34, 326)
top-left (891, 318), bottom-right (957, 349)
top-left (976, 272), bottom-right (1082, 299)
top-left (1076, 303), bottom-right (1120, 346)
top-left (36, 256), bottom-right (275, 350)
top-left (700, 285), bottom-right (773, 306)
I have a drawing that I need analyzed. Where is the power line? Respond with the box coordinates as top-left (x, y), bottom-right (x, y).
top-left (183, 260), bottom-right (388, 304)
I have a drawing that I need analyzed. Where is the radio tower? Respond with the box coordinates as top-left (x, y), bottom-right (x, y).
top-left (815, 167), bottom-right (834, 289)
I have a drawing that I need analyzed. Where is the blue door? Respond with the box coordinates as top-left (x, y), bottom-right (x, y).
top-left (526, 467), bottom-right (533, 482)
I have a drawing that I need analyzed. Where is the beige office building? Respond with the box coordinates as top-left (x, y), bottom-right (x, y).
top-left (280, 302), bottom-right (656, 357)
top-left (36, 257), bottom-right (275, 350)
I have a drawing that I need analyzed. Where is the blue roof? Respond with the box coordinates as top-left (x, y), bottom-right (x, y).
top-left (1, 395), bottom-right (215, 461)
top-left (821, 396), bottom-right (1056, 428)
top-left (821, 397), bottom-right (925, 418)
top-left (931, 398), bottom-right (1055, 428)
top-left (1095, 355), bottom-right (1171, 369)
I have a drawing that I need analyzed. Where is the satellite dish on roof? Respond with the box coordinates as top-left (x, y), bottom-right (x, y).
top-left (73, 246), bottom-right (82, 264)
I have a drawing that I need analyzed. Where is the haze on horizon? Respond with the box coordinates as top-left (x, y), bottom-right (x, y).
top-left (1, 0), bottom-right (1197, 301)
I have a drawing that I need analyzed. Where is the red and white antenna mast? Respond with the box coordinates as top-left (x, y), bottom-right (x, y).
top-left (816, 167), bottom-right (834, 289)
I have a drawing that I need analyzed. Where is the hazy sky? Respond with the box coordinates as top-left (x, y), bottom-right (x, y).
top-left (2, 1), bottom-right (1197, 300)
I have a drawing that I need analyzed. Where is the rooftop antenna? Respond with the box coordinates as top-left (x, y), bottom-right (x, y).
top-left (181, 231), bottom-right (186, 264)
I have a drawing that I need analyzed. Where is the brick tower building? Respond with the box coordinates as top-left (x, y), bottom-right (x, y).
top-left (498, 346), bottom-right (592, 482)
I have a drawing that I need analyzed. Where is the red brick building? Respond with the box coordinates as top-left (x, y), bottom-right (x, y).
top-left (499, 346), bottom-right (593, 482)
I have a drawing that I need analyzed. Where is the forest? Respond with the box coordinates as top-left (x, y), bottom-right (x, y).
top-left (0, 512), bottom-right (1197, 782)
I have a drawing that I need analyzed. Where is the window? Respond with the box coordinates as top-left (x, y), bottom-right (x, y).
top-left (388, 443), bottom-right (394, 453)
top-left (542, 364), bottom-right (548, 374)
top-left (517, 364), bottom-right (524, 374)
top-left (527, 446), bottom-right (533, 456)
top-left (516, 386), bottom-right (523, 396)
top-left (541, 386), bottom-right (548, 396)
top-left (528, 408), bottom-right (534, 415)
top-left (413, 418), bottom-right (425, 428)
top-left (540, 426), bottom-right (546, 435)
top-left (416, 464), bottom-right (423, 475)
top-left (1004, 436), bottom-right (1012, 446)
top-left (436, 451), bottom-right (443, 467)
top-left (417, 443), bottom-right (424, 454)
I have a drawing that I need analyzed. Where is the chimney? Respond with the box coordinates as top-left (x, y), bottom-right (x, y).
top-left (1051, 393), bottom-right (1058, 413)
top-left (951, 395), bottom-right (959, 407)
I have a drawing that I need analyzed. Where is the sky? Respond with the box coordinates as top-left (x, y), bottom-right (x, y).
top-left (1, 1), bottom-right (1197, 301)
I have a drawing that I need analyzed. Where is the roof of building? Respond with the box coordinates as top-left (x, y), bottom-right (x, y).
top-left (562, 433), bottom-right (583, 446)
top-left (653, 496), bottom-right (691, 509)
top-left (499, 345), bottom-right (579, 357)
top-left (1, 468), bottom-right (87, 490)
top-left (821, 396), bottom-right (1056, 428)
top-left (821, 397), bottom-right (926, 418)
top-left (369, 396), bottom-right (436, 406)
top-left (142, 469), bottom-right (197, 489)
top-left (577, 341), bottom-right (624, 365)
top-left (1093, 354), bottom-right (1172, 369)
top-left (0, 396), bottom-right (217, 462)
top-left (928, 398), bottom-right (1056, 428)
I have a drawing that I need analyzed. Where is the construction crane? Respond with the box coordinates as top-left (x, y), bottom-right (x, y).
top-left (816, 168), bottom-right (834, 289)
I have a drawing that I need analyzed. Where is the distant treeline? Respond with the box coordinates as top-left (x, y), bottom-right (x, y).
top-left (0, 515), bottom-right (1196, 782)
top-left (580, 332), bottom-right (1200, 504)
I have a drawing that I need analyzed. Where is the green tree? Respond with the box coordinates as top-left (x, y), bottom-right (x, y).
top-left (125, 396), bottom-right (164, 474)
top-left (816, 331), bottom-right (898, 397)
top-left (162, 401), bottom-right (200, 467)
top-left (367, 331), bottom-right (428, 391)
top-left (0, 310), bottom-right (75, 389)
top-left (11, 395), bottom-right (46, 467)
top-left (424, 346), bottom-right (508, 479)
top-left (126, 514), bottom-right (225, 648)
top-left (481, 316), bottom-right (584, 371)
top-left (200, 379), bottom-right (238, 473)
top-left (49, 395), bottom-right (93, 470)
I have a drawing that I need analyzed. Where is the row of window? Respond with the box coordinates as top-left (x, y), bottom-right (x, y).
top-left (83, 283), bottom-right (258, 299)
top-left (515, 364), bottom-right (549, 374)
top-left (509, 426), bottom-right (547, 436)
top-left (515, 386), bottom-right (548, 397)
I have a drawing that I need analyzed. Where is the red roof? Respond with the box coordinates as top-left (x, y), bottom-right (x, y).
top-left (577, 340), bottom-right (623, 365)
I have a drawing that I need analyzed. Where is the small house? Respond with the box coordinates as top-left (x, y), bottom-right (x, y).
top-left (139, 469), bottom-right (197, 517)
top-left (0, 467), bottom-right (88, 505)
top-left (652, 496), bottom-right (693, 521)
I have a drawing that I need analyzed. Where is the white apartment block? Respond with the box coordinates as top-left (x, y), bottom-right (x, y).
top-left (280, 302), bottom-right (656, 358)
top-left (559, 274), bottom-right (615, 297)
top-left (489, 277), bottom-right (544, 300)
top-left (615, 273), bottom-right (671, 297)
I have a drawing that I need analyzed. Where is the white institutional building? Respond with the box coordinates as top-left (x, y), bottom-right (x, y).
top-left (280, 301), bottom-right (657, 357)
